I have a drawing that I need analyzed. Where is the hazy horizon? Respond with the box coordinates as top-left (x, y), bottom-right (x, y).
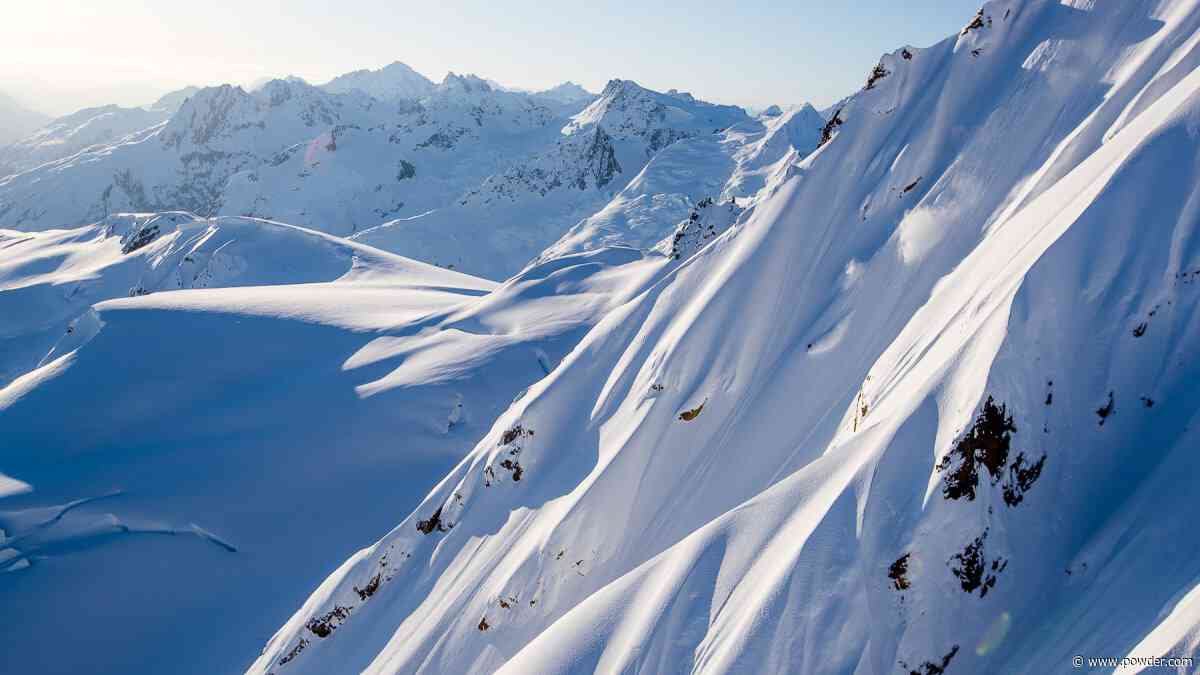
top-left (3, 0), bottom-right (980, 117)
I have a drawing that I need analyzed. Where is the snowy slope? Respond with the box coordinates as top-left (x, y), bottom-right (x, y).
top-left (0, 208), bottom-right (670, 674)
top-left (0, 212), bottom-right (459, 386)
top-left (0, 87), bottom-right (196, 178)
top-left (249, 2), bottom-right (1200, 674)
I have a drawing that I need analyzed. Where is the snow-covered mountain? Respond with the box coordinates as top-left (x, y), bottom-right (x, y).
top-left (235, 2), bottom-right (1200, 674)
top-left (0, 75), bottom-right (552, 234)
top-left (349, 79), bottom-right (769, 279)
top-left (321, 62), bottom-right (436, 100)
top-left (540, 102), bottom-right (825, 260)
top-left (0, 72), bottom-right (768, 280)
top-left (0, 87), bottom-right (198, 178)
top-left (533, 81), bottom-right (595, 105)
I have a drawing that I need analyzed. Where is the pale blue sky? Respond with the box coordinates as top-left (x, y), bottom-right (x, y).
top-left (2, 0), bottom-right (982, 115)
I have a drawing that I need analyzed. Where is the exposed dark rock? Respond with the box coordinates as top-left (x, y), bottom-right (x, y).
top-left (416, 505), bottom-right (449, 534)
top-left (396, 159), bottom-right (416, 180)
top-left (1001, 452), bottom-right (1046, 507)
top-left (277, 637), bottom-right (309, 665)
top-left (583, 127), bottom-right (622, 187)
top-left (818, 108), bottom-right (844, 148)
top-left (936, 396), bottom-right (1015, 500)
top-left (949, 530), bottom-right (1006, 597)
top-left (679, 402), bottom-right (705, 421)
top-left (306, 605), bottom-right (352, 638)
top-left (354, 573), bottom-right (381, 601)
top-left (501, 425), bottom-right (529, 445)
top-left (1096, 391), bottom-right (1115, 426)
top-left (865, 63), bottom-right (890, 90)
top-left (889, 553), bottom-right (912, 590)
top-left (121, 222), bottom-right (161, 254)
top-left (902, 645), bottom-right (960, 675)
top-left (962, 8), bottom-right (986, 35)
top-left (499, 458), bottom-right (523, 481)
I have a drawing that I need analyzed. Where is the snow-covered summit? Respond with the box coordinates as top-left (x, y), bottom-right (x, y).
top-left (533, 81), bottom-right (595, 104)
top-left (321, 61), bottom-right (436, 100)
top-left (437, 72), bottom-right (494, 95)
top-left (565, 79), bottom-right (750, 153)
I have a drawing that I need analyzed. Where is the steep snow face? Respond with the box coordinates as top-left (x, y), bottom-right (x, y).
top-left (250, 2), bottom-right (1200, 674)
top-left (320, 61), bottom-right (436, 100)
top-left (540, 103), bottom-right (823, 260)
top-left (0, 208), bottom-right (669, 674)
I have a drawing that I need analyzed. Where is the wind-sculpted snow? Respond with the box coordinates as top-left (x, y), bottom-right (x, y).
top-left (0, 212), bottom-right (453, 386)
top-left (251, 2), bottom-right (1200, 674)
top-left (0, 207), bottom-right (669, 674)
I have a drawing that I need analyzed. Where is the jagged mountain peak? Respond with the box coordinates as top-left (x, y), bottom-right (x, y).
top-left (148, 85), bottom-right (201, 113)
top-left (533, 81), bottom-right (595, 104)
top-left (566, 79), bottom-right (750, 152)
top-left (159, 84), bottom-right (258, 148)
top-left (439, 72), bottom-right (494, 95)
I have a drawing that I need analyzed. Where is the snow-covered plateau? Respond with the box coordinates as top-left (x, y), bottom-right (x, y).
top-left (3, 1), bottom-right (1200, 674)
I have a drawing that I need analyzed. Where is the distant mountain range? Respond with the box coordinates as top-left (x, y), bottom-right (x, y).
top-left (0, 64), bottom-right (822, 279)
top-left (0, 92), bottom-right (50, 150)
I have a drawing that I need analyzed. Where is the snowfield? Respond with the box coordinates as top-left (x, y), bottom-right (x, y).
top-left (3, 1), bottom-right (1200, 674)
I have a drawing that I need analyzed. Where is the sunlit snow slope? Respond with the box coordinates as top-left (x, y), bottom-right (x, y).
top-left (252, 2), bottom-right (1200, 674)
top-left (0, 212), bottom-right (667, 674)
